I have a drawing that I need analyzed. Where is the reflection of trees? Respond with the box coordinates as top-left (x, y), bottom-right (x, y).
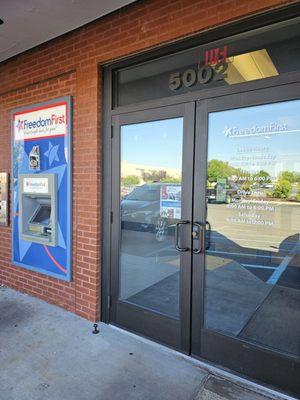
top-left (207, 159), bottom-right (237, 183)
top-left (207, 160), bottom-right (300, 201)
top-left (207, 160), bottom-right (273, 184)
top-left (141, 170), bottom-right (180, 183)
top-left (295, 173), bottom-right (300, 183)
top-left (274, 171), bottom-right (300, 199)
top-left (272, 179), bottom-right (292, 199)
top-left (254, 170), bottom-right (271, 183)
top-left (279, 171), bottom-right (300, 184)
top-left (160, 176), bottom-right (181, 183)
top-left (121, 175), bottom-right (140, 186)
top-left (272, 171), bottom-right (300, 199)
top-left (297, 185), bottom-right (300, 202)
top-left (121, 169), bottom-right (181, 192)
top-left (142, 170), bottom-right (167, 182)
top-left (279, 171), bottom-right (295, 183)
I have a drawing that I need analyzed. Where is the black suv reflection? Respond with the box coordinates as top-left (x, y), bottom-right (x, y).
top-left (121, 183), bottom-right (180, 242)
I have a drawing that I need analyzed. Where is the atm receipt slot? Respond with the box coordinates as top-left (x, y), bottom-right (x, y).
top-left (18, 174), bottom-right (57, 246)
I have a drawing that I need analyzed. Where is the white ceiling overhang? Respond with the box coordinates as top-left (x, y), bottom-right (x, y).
top-left (0, 0), bottom-right (136, 63)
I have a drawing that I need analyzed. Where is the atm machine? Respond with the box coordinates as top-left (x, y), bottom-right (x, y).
top-left (18, 174), bottom-right (57, 246)
top-left (12, 96), bottom-right (71, 279)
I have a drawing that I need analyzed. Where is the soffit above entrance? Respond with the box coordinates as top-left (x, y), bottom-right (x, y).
top-left (0, 0), bottom-right (136, 62)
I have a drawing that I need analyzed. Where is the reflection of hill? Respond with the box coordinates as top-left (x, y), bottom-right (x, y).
top-left (121, 160), bottom-right (180, 179)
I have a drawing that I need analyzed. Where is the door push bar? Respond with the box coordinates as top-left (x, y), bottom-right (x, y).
top-left (192, 221), bottom-right (211, 254)
top-left (175, 220), bottom-right (189, 252)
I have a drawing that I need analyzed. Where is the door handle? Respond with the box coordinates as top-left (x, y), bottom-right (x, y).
top-left (205, 220), bottom-right (211, 250)
top-left (192, 222), bottom-right (205, 254)
top-left (175, 220), bottom-right (189, 252)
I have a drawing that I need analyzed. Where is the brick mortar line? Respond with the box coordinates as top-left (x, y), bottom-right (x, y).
top-left (0, 68), bottom-right (77, 98)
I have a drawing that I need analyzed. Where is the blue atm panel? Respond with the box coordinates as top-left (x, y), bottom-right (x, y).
top-left (11, 97), bottom-right (72, 281)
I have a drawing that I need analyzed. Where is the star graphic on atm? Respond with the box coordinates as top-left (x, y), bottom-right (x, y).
top-left (44, 142), bottom-right (60, 166)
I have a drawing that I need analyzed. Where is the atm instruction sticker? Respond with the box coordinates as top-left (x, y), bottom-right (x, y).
top-left (23, 177), bottom-right (49, 194)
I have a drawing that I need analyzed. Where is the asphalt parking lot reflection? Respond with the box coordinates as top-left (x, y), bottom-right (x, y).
top-left (120, 202), bottom-right (300, 356)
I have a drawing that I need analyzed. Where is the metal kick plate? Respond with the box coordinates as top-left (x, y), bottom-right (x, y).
top-left (0, 172), bottom-right (9, 226)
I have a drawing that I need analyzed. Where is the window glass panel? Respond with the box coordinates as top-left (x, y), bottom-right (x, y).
top-left (205, 99), bottom-right (300, 357)
top-left (119, 118), bottom-right (183, 319)
top-left (116, 18), bottom-right (300, 106)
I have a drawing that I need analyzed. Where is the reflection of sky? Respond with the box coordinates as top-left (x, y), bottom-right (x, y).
top-left (121, 118), bottom-right (183, 170)
top-left (208, 99), bottom-right (300, 177)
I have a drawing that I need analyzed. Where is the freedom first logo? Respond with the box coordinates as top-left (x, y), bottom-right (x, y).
top-left (223, 122), bottom-right (288, 138)
top-left (16, 113), bottom-right (66, 132)
top-left (13, 101), bottom-right (68, 141)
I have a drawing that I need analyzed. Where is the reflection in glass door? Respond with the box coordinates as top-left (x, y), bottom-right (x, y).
top-left (109, 88), bottom-right (299, 394)
top-left (193, 92), bottom-right (300, 395)
top-left (120, 118), bottom-right (183, 318)
top-left (205, 100), bottom-right (300, 356)
top-left (111, 104), bottom-right (194, 350)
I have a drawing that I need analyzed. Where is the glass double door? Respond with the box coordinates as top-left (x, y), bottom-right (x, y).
top-left (110, 85), bottom-right (300, 395)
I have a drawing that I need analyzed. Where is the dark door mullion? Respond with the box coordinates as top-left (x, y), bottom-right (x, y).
top-left (110, 115), bottom-right (121, 323)
top-left (191, 100), bottom-right (209, 355)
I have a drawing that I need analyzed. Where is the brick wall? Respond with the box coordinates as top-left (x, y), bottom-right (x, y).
top-left (0, 0), bottom-right (297, 321)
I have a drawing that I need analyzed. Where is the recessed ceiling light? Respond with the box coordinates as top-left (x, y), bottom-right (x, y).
top-left (0, 19), bottom-right (3, 25)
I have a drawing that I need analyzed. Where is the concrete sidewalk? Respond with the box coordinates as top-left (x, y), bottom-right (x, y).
top-left (0, 286), bottom-right (296, 400)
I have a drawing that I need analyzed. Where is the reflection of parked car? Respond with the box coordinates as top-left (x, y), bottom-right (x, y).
top-left (121, 183), bottom-right (180, 242)
top-left (261, 183), bottom-right (274, 189)
top-left (206, 188), bottom-right (216, 202)
top-left (225, 187), bottom-right (241, 203)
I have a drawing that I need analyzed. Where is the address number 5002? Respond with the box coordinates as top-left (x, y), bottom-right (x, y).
top-left (169, 63), bottom-right (227, 91)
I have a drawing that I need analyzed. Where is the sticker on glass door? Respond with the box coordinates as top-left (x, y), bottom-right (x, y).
top-left (205, 99), bottom-right (300, 358)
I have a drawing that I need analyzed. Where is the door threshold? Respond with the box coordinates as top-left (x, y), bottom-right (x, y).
top-left (109, 323), bottom-right (298, 400)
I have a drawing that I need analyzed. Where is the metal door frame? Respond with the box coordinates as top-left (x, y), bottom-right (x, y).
top-left (109, 103), bottom-right (195, 351)
top-left (101, 6), bottom-right (300, 393)
top-left (192, 82), bottom-right (300, 395)
top-left (102, 4), bottom-right (300, 326)
top-left (102, 77), bottom-right (300, 396)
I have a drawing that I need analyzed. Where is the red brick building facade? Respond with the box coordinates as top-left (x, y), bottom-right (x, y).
top-left (0, 0), bottom-right (298, 322)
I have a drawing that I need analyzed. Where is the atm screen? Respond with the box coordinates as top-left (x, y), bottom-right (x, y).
top-left (31, 205), bottom-right (51, 225)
